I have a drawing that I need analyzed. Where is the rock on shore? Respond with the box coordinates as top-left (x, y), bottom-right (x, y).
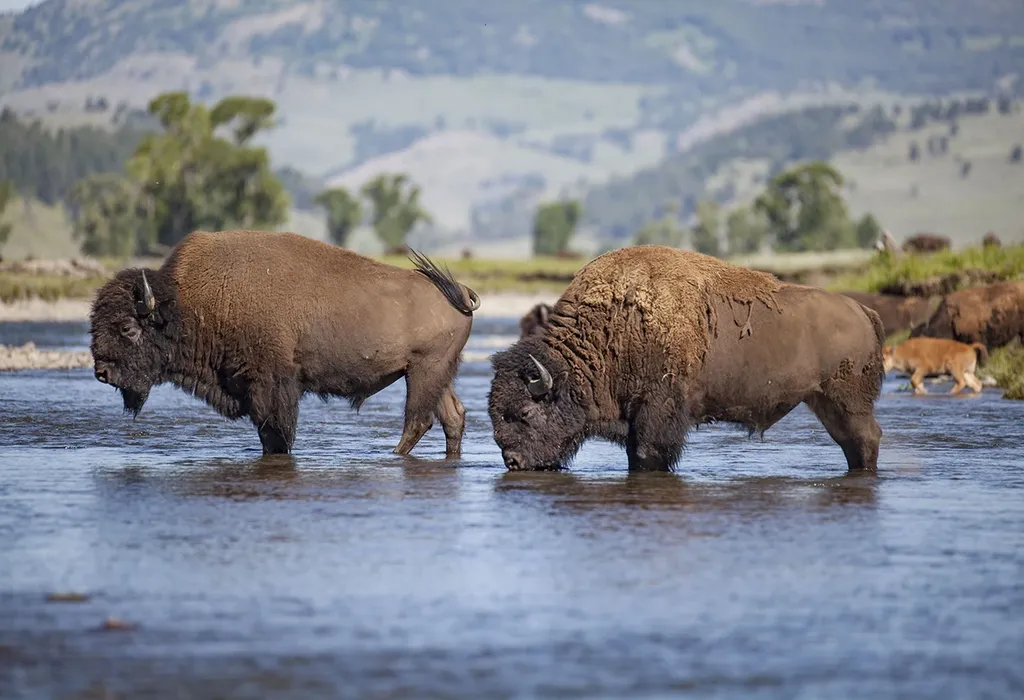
top-left (0, 342), bottom-right (93, 371)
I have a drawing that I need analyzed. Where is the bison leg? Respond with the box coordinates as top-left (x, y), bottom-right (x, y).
top-left (625, 401), bottom-right (688, 472)
top-left (435, 383), bottom-right (467, 458)
top-left (965, 371), bottom-right (983, 393)
top-left (394, 366), bottom-right (449, 456)
top-left (249, 377), bottom-right (301, 455)
top-left (909, 368), bottom-right (928, 395)
top-left (805, 396), bottom-right (881, 472)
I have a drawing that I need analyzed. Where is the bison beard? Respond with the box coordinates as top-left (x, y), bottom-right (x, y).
top-left (488, 245), bottom-right (885, 473)
top-left (88, 230), bottom-right (480, 456)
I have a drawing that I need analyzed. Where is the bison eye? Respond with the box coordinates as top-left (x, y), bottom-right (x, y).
top-left (120, 323), bottom-right (134, 335)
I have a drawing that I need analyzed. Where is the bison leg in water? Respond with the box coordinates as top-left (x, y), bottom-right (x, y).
top-left (805, 395), bottom-right (881, 471)
top-left (249, 375), bottom-right (302, 455)
top-left (435, 384), bottom-right (467, 458)
top-left (395, 359), bottom-right (464, 457)
top-left (625, 391), bottom-right (690, 471)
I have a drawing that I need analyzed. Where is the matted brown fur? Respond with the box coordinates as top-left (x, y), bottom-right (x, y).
top-left (546, 245), bottom-right (782, 386)
top-left (910, 280), bottom-right (1024, 349)
top-left (883, 337), bottom-right (988, 395)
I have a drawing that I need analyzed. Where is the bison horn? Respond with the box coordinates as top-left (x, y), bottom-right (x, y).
top-left (527, 353), bottom-right (553, 398)
top-left (139, 270), bottom-right (156, 315)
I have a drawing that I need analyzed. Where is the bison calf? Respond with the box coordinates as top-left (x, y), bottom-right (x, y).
top-left (90, 230), bottom-right (480, 456)
top-left (488, 246), bottom-right (885, 473)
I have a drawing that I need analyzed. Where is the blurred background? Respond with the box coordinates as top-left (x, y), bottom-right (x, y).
top-left (0, 0), bottom-right (1021, 267)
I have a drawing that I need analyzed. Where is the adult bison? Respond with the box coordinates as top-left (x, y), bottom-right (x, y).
top-left (488, 246), bottom-right (885, 473)
top-left (840, 291), bottom-right (936, 337)
top-left (90, 230), bottom-right (481, 456)
top-left (910, 280), bottom-right (1024, 349)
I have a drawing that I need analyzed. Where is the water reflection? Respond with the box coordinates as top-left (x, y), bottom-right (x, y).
top-left (495, 469), bottom-right (880, 512)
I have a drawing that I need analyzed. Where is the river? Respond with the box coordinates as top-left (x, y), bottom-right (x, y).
top-left (1, 319), bottom-right (1022, 699)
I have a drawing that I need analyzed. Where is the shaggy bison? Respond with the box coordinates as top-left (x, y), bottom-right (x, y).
top-left (488, 246), bottom-right (885, 473)
top-left (910, 280), bottom-right (1024, 349)
top-left (840, 291), bottom-right (936, 337)
top-left (90, 230), bottom-right (481, 456)
top-left (518, 303), bottom-right (553, 338)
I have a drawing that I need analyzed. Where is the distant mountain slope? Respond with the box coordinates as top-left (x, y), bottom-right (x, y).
top-left (3, 0), bottom-right (1023, 96)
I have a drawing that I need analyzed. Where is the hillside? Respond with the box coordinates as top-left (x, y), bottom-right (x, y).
top-left (1, 0), bottom-right (1023, 251)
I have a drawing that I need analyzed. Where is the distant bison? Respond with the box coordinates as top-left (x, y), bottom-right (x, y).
top-left (840, 291), bottom-right (936, 337)
top-left (90, 230), bottom-right (481, 456)
top-left (910, 280), bottom-right (1024, 349)
top-left (982, 232), bottom-right (1002, 248)
top-left (518, 303), bottom-right (553, 338)
top-left (488, 246), bottom-right (885, 473)
top-left (902, 233), bottom-right (951, 254)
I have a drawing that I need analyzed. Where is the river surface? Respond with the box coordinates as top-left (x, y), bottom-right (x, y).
top-left (1, 319), bottom-right (1023, 699)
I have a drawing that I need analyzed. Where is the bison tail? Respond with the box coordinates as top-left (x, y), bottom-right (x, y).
top-left (971, 342), bottom-right (989, 365)
top-left (408, 248), bottom-right (480, 316)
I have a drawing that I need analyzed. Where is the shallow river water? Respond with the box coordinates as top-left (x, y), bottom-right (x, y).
top-left (1, 319), bottom-right (1023, 699)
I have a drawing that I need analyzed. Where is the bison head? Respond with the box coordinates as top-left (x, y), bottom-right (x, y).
top-left (488, 340), bottom-right (587, 471)
top-left (518, 303), bottom-right (552, 339)
top-left (89, 267), bottom-right (180, 416)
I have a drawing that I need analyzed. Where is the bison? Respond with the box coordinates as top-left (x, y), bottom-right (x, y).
top-left (488, 246), bottom-right (885, 473)
top-left (902, 233), bottom-right (951, 254)
top-left (90, 230), bottom-right (481, 456)
top-left (840, 291), bottom-right (936, 337)
top-left (518, 303), bottom-right (553, 338)
top-left (910, 280), bottom-right (1024, 349)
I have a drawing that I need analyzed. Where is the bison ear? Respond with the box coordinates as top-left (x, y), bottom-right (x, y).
top-left (538, 304), bottom-right (550, 326)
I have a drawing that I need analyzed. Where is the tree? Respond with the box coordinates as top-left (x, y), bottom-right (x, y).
top-left (854, 213), bottom-right (883, 249)
top-left (532, 200), bottom-right (581, 256)
top-left (127, 91), bottom-right (289, 249)
top-left (360, 173), bottom-right (432, 252)
top-left (725, 206), bottom-right (765, 256)
top-left (0, 180), bottom-right (13, 252)
top-left (314, 187), bottom-right (363, 247)
top-left (634, 205), bottom-right (685, 248)
top-left (908, 141), bottom-right (920, 162)
top-left (68, 174), bottom-right (147, 257)
top-left (690, 199), bottom-right (720, 256)
top-left (753, 161), bottom-right (855, 252)
top-left (1010, 145), bottom-right (1022, 164)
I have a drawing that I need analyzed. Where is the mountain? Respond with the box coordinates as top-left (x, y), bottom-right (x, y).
top-left (1, 0), bottom-right (1022, 240)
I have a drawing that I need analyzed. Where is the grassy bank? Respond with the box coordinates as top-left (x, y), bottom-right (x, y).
top-left (0, 272), bottom-right (109, 303)
top-left (831, 245), bottom-right (1024, 294)
top-left (983, 342), bottom-right (1024, 400)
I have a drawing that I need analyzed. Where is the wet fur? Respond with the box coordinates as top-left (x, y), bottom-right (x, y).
top-left (90, 230), bottom-right (478, 456)
top-left (489, 246), bottom-right (885, 473)
top-left (883, 337), bottom-right (988, 395)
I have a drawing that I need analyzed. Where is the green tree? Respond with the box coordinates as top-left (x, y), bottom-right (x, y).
top-left (69, 174), bottom-right (147, 258)
top-left (532, 200), bottom-right (581, 256)
top-left (127, 91), bottom-right (289, 248)
top-left (725, 206), bottom-right (766, 256)
top-left (690, 199), bottom-right (721, 256)
top-left (634, 200), bottom-right (685, 247)
top-left (360, 173), bottom-right (432, 252)
top-left (854, 213), bottom-right (883, 249)
top-left (753, 161), bottom-right (855, 252)
top-left (0, 180), bottom-right (13, 251)
top-left (314, 187), bottom-right (363, 247)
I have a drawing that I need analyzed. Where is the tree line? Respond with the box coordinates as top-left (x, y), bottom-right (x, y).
top-left (531, 160), bottom-right (882, 259)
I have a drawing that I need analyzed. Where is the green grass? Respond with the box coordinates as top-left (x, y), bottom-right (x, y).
top-left (984, 342), bottom-right (1024, 400)
top-left (379, 254), bottom-right (584, 294)
top-left (830, 245), bottom-right (1024, 293)
top-left (0, 273), bottom-right (107, 303)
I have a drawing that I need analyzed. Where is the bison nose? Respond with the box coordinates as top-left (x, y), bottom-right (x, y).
top-left (94, 364), bottom-right (110, 384)
top-left (503, 451), bottom-right (524, 471)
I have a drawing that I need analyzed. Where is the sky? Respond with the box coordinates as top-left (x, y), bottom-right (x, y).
top-left (0, 0), bottom-right (42, 13)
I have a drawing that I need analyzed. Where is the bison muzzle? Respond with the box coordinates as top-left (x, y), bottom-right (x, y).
top-left (488, 246), bottom-right (886, 473)
top-left (90, 230), bottom-right (481, 457)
